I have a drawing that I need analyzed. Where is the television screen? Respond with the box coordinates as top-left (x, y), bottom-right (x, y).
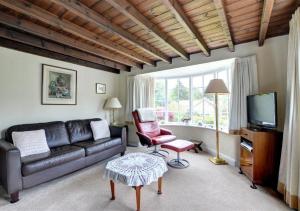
top-left (247, 92), bottom-right (277, 128)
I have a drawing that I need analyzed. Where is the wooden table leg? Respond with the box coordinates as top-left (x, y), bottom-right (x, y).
top-left (158, 177), bottom-right (162, 194)
top-left (135, 186), bottom-right (142, 211)
top-left (110, 180), bottom-right (115, 200)
top-left (157, 177), bottom-right (162, 194)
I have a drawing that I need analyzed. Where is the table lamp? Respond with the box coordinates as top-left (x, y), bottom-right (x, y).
top-left (105, 97), bottom-right (122, 125)
top-left (205, 79), bottom-right (229, 165)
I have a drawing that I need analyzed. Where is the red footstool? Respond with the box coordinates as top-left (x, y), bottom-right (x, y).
top-left (161, 139), bottom-right (194, 169)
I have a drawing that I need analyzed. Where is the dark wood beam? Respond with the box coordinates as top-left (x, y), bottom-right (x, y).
top-left (0, 10), bottom-right (139, 69)
top-left (51, 0), bottom-right (171, 63)
top-left (0, 25), bottom-right (128, 73)
top-left (107, 0), bottom-right (189, 60)
top-left (161, 0), bottom-right (210, 56)
top-left (259, 0), bottom-right (275, 46)
top-left (0, 37), bottom-right (120, 74)
top-left (213, 0), bottom-right (234, 51)
top-left (0, 0), bottom-right (149, 66)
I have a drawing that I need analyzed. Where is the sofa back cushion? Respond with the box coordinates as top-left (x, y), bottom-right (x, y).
top-left (66, 118), bottom-right (101, 143)
top-left (6, 121), bottom-right (70, 148)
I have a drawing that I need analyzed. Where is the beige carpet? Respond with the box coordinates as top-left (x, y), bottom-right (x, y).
top-left (0, 147), bottom-right (290, 211)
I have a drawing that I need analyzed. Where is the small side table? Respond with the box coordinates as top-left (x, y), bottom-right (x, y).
top-left (104, 152), bottom-right (168, 211)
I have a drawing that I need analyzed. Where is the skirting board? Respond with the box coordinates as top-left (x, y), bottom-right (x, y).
top-left (202, 146), bottom-right (237, 167)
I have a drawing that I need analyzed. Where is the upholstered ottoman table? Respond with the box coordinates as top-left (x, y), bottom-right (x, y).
top-left (104, 152), bottom-right (168, 211)
top-left (161, 139), bottom-right (195, 169)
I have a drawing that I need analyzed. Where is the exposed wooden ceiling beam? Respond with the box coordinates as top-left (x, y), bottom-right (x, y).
top-left (51, 0), bottom-right (171, 63)
top-left (0, 36), bottom-right (121, 73)
top-left (0, 0), bottom-right (149, 67)
top-left (0, 11), bottom-right (138, 69)
top-left (259, 0), bottom-right (275, 46)
top-left (0, 25), bottom-right (124, 73)
top-left (107, 0), bottom-right (189, 60)
top-left (161, 0), bottom-right (210, 56)
top-left (213, 0), bottom-right (234, 51)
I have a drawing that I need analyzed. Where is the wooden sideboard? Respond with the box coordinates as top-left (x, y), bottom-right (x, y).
top-left (239, 128), bottom-right (282, 189)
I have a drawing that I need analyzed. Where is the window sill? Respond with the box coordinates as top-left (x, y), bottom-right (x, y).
top-left (159, 123), bottom-right (230, 135)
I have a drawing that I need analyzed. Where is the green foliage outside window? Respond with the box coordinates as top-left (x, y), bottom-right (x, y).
top-left (169, 81), bottom-right (189, 101)
top-left (153, 70), bottom-right (229, 131)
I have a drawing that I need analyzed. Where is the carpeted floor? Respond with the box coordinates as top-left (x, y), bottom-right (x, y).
top-left (0, 147), bottom-right (290, 211)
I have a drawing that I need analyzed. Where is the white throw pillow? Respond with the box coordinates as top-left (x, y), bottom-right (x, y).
top-left (12, 129), bottom-right (50, 158)
top-left (137, 108), bottom-right (157, 122)
top-left (90, 120), bottom-right (111, 140)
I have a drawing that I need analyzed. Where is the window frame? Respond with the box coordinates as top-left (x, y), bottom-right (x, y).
top-left (154, 68), bottom-right (230, 131)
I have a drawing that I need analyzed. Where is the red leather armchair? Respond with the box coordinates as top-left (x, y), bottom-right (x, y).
top-left (132, 110), bottom-right (176, 156)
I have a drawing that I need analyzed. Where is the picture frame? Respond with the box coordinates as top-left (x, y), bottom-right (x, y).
top-left (96, 83), bottom-right (106, 94)
top-left (42, 64), bottom-right (77, 105)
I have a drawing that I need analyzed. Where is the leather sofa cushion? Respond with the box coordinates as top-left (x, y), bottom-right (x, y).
top-left (73, 137), bottom-right (122, 156)
top-left (66, 118), bottom-right (101, 143)
top-left (21, 145), bottom-right (85, 176)
top-left (6, 121), bottom-right (70, 148)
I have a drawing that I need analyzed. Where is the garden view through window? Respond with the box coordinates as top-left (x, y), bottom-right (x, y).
top-left (154, 68), bottom-right (230, 131)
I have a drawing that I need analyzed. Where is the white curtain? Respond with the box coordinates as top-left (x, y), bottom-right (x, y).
top-left (229, 55), bottom-right (259, 132)
top-left (278, 8), bottom-right (300, 210)
top-left (125, 75), bottom-right (155, 121)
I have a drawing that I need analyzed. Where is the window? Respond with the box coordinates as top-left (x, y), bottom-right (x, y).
top-left (191, 76), bottom-right (204, 125)
top-left (154, 79), bottom-right (166, 122)
top-left (167, 78), bottom-right (190, 123)
top-left (203, 73), bottom-right (216, 128)
top-left (216, 70), bottom-right (230, 130)
top-left (154, 69), bottom-right (230, 131)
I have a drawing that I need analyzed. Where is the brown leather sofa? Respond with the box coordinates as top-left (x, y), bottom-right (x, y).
top-left (0, 118), bottom-right (126, 203)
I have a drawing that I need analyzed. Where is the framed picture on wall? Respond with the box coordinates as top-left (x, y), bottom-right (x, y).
top-left (96, 83), bottom-right (106, 94)
top-left (42, 64), bottom-right (77, 105)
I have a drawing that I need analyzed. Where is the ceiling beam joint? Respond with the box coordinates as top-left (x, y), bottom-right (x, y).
top-left (0, 0), bottom-right (147, 67)
top-left (107, 0), bottom-right (189, 60)
top-left (0, 9), bottom-right (138, 69)
top-left (213, 0), bottom-right (234, 51)
top-left (259, 0), bottom-right (275, 46)
top-left (161, 0), bottom-right (210, 56)
top-left (51, 0), bottom-right (171, 64)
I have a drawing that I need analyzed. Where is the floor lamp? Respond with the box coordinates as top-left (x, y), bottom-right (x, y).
top-left (205, 79), bottom-right (229, 165)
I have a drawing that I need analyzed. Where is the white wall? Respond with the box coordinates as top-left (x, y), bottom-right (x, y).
top-left (120, 35), bottom-right (288, 165)
top-left (0, 35), bottom-right (288, 165)
top-left (0, 47), bottom-right (120, 138)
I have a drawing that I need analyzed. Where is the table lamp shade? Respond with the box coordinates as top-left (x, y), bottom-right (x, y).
top-left (205, 79), bottom-right (229, 94)
top-left (105, 97), bottom-right (122, 109)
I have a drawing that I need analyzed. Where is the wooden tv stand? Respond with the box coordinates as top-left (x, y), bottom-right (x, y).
top-left (239, 128), bottom-right (282, 189)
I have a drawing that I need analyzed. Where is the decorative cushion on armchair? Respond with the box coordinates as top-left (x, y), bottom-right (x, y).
top-left (132, 110), bottom-right (176, 147)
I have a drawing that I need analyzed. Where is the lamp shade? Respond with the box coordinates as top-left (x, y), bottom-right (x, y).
top-left (105, 97), bottom-right (122, 109)
top-left (205, 79), bottom-right (229, 94)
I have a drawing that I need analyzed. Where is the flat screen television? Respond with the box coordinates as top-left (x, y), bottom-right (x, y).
top-left (247, 92), bottom-right (277, 129)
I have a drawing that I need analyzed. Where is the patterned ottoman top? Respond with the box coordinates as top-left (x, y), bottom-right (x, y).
top-left (104, 152), bottom-right (168, 186)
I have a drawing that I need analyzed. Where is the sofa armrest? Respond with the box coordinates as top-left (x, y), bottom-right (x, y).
top-left (109, 126), bottom-right (127, 147)
top-left (0, 139), bottom-right (22, 195)
top-left (136, 132), bottom-right (152, 147)
top-left (160, 128), bottom-right (173, 135)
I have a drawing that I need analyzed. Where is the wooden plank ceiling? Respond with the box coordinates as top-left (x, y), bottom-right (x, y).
top-left (0, 0), bottom-right (297, 73)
